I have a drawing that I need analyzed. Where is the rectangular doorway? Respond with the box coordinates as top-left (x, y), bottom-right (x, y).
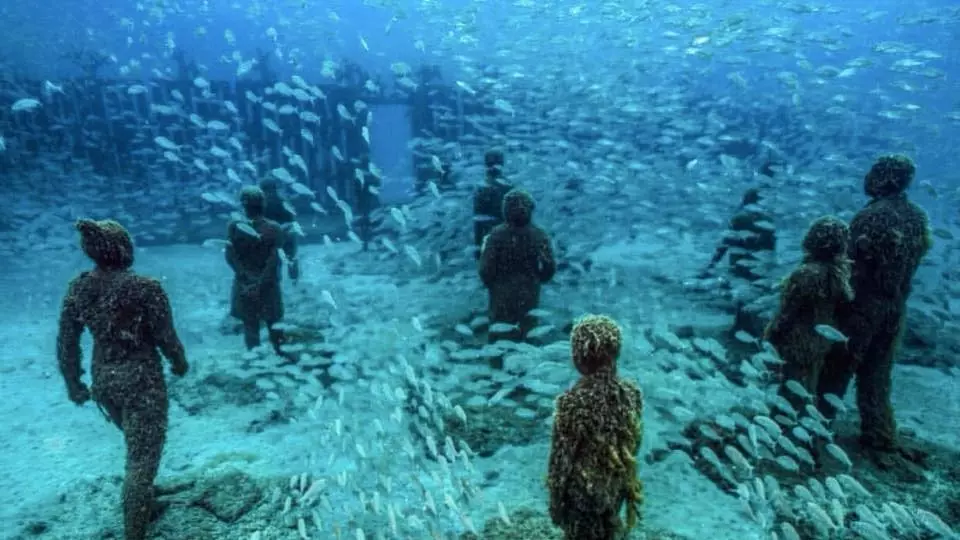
top-left (368, 104), bottom-right (414, 205)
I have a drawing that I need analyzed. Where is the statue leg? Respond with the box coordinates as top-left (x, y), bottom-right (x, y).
top-left (263, 283), bottom-right (287, 357)
top-left (777, 339), bottom-right (821, 412)
top-left (241, 317), bottom-right (261, 349)
top-left (121, 390), bottom-right (168, 540)
top-left (855, 317), bottom-right (903, 452)
top-left (816, 342), bottom-right (861, 419)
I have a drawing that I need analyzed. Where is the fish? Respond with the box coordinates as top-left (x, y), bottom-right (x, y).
top-left (321, 290), bottom-right (337, 309)
top-left (526, 325), bottom-right (555, 339)
top-left (290, 183), bottom-right (314, 197)
top-left (336, 104), bottom-right (354, 123)
top-left (235, 222), bottom-right (260, 239)
top-left (390, 207), bottom-right (407, 230)
top-left (784, 380), bottom-right (812, 401)
top-left (821, 393), bottom-right (847, 413)
top-left (154, 137), bottom-right (179, 151)
top-left (814, 324), bottom-right (848, 343)
top-left (489, 323), bottom-right (519, 334)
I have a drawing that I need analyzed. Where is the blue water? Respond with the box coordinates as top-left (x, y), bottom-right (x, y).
top-left (0, 1), bottom-right (958, 539)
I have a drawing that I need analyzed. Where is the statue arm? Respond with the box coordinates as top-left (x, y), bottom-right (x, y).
top-left (56, 278), bottom-right (89, 403)
top-left (143, 279), bottom-right (188, 375)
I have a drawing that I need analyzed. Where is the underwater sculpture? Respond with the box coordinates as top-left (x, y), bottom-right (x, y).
top-left (473, 148), bottom-right (514, 258)
top-left (56, 218), bottom-right (188, 540)
top-left (226, 186), bottom-right (294, 354)
top-left (702, 187), bottom-right (776, 282)
top-left (764, 215), bottom-right (853, 406)
top-left (818, 154), bottom-right (933, 468)
top-left (548, 314), bottom-right (644, 540)
top-left (478, 188), bottom-right (556, 342)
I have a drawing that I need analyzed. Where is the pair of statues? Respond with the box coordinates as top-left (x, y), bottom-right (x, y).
top-left (766, 155), bottom-right (931, 468)
top-left (474, 149), bottom-right (557, 341)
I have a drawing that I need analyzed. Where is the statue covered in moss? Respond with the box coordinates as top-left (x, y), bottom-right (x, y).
top-left (57, 218), bottom-right (189, 540)
top-left (702, 187), bottom-right (776, 282)
top-left (473, 148), bottom-right (513, 259)
top-left (818, 155), bottom-right (932, 468)
top-left (478, 189), bottom-right (556, 341)
top-left (226, 186), bottom-right (293, 354)
top-left (764, 216), bottom-right (853, 405)
top-left (548, 315), bottom-right (644, 540)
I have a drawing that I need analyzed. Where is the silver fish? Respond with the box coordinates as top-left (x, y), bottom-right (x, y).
top-left (814, 324), bottom-right (848, 343)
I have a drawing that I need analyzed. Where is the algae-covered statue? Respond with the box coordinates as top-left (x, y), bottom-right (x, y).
top-left (57, 218), bottom-right (188, 540)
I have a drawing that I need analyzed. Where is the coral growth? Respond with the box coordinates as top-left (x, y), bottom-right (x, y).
top-left (548, 314), bottom-right (644, 540)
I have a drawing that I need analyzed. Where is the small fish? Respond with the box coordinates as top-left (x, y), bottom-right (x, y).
top-left (733, 330), bottom-right (757, 343)
top-left (154, 136), bottom-right (179, 151)
top-left (824, 443), bottom-right (852, 469)
top-left (301, 129), bottom-right (315, 145)
top-left (526, 324), bottom-right (555, 339)
top-left (489, 322), bottom-right (519, 334)
top-left (43, 80), bottom-right (64, 95)
top-left (427, 181), bottom-right (441, 199)
top-left (784, 380), bottom-right (812, 400)
top-left (390, 207), bottom-right (407, 230)
top-left (284, 222), bottom-right (305, 237)
top-left (336, 103), bottom-right (354, 123)
top-left (404, 245), bottom-right (422, 267)
top-left (235, 222), bottom-right (261, 239)
top-left (497, 502), bottom-right (511, 525)
top-left (321, 290), bottom-right (338, 309)
top-left (493, 98), bottom-right (515, 116)
top-left (454, 324), bottom-right (474, 337)
top-left (821, 393), bottom-right (847, 413)
top-left (381, 238), bottom-right (398, 254)
top-left (932, 228), bottom-right (953, 240)
top-left (814, 324), bottom-right (848, 343)
top-left (754, 220), bottom-right (776, 231)
top-left (262, 118), bottom-right (282, 133)
top-left (774, 455), bottom-right (800, 472)
top-left (290, 183), bottom-right (314, 197)
top-left (456, 81), bottom-right (477, 95)
top-left (469, 315), bottom-right (490, 328)
top-left (201, 239), bottom-right (229, 249)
